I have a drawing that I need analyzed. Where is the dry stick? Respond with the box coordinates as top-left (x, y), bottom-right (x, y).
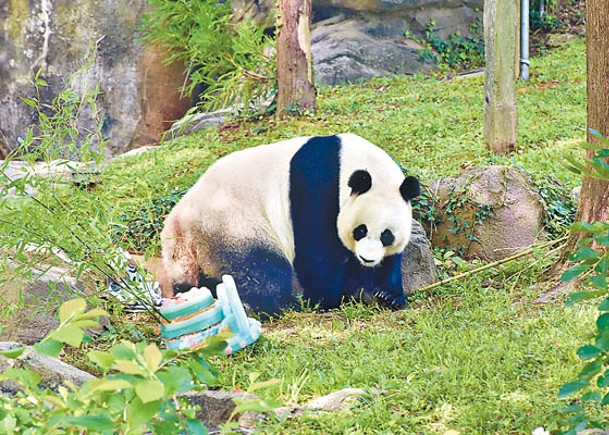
top-left (417, 235), bottom-right (569, 293)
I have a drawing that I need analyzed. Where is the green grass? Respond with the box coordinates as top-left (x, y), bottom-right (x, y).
top-left (217, 259), bottom-right (601, 434)
top-left (0, 37), bottom-right (597, 433)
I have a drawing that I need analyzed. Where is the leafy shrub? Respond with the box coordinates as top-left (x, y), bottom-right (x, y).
top-left (0, 298), bottom-right (277, 433)
top-left (558, 131), bottom-right (609, 433)
top-left (113, 188), bottom-right (188, 254)
top-left (417, 20), bottom-right (485, 72)
top-left (141, 0), bottom-right (275, 111)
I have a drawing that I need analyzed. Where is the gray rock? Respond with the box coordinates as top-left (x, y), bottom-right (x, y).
top-left (0, 342), bottom-right (94, 394)
top-left (167, 109), bottom-right (233, 140)
top-left (1, 159), bottom-right (96, 196)
top-left (0, 0), bottom-right (192, 157)
top-left (181, 390), bottom-right (262, 430)
top-left (303, 387), bottom-right (378, 412)
top-left (312, 17), bottom-right (434, 85)
top-left (429, 165), bottom-right (545, 261)
top-left (402, 220), bottom-right (438, 294)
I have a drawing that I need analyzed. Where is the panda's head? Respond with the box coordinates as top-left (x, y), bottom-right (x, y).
top-left (337, 169), bottom-right (420, 268)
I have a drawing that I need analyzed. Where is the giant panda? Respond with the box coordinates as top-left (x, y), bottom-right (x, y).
top-left (160, 133), bottom-right (420, 317)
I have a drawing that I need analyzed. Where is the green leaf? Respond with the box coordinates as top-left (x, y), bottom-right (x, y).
top-left (78, 308), bottom-right (108, 320)
top-left (597, 313), bottom-right (609, 330)
top-left (88, 351), bottom-right (115, 371)
top-left (89, 378), bottom-right (133, 392)
top-left (135, 379), bottom-right (166, 403)
top-left (599, 298), bottom-right (609, 311)
top-left (186, 419), bottom-right (208, 435)
top-left (602, 392), bottom-right (609, 406)
top-left (66, 415), bottom-right (114, 431)
top-left (558, 381), bottom-right (589, 398)
top-left (127, 397), bottom-right (160, 429)
top-left (0, 414), bottom-right (17, 434)
top-left (589, 274), bottom-right (608, 290)
top-left (580, 360), bottom-right (603, 380)
top-left (581, 391), bottom-right (601, 403)
top-left (598, 374), bottom-right (609, 388)
top-left (573, 247), bottom-right (600, 260)
top-left (114, 360), bottom-right (148, 377)
top-left (34, 339), bottom-right (63, 358)
top-left (0, 346), bottom-right (26, 359)
top-left (562, 264), bottom-right (591, 282)
top-left (58, 298), bottom-right (87, 323)
top-left (566, 291), bottom-right (603, 306)
top-left (186, 359), bottom-right (218, 387)
top-left (157, 366), bottom-right (193, 395)
top-left (577, 345), bottom-right (602, 360)
top-left (111, 341), bottom-right (137, 360)
top-left (20, 97), bottom-right (38, 108)
top-left (144, 344), bottom-right (162, 373)
top-left (51, 324), bottom-right (85, 347)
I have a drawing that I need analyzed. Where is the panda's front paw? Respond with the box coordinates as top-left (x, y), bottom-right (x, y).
top-left (373, 289), bottom-right (406, 310)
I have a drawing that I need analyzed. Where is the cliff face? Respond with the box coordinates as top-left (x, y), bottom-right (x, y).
top-left (0, 0), bottom-right (482, 156)
top-left (0, 0), bottom-right (191, 157)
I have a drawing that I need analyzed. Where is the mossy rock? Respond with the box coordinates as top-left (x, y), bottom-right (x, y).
top-left (428, 165), bottom-right (545, 261)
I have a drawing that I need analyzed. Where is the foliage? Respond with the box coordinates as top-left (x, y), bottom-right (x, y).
top-left (416, 20), bottom-right (485, 72)
top-left (114, 188), bottom-right (187, 253)
top-left (141, 0), bottom-right (275, 111)
top-left (534, 175), bottom-right (578, 238)
top-left (558, 132), bottom-right (609, 434)
top-left (0, 298), bottom-right (225, 433)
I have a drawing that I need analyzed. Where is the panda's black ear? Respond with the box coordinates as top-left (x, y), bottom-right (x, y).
top-left (400, 176), bottom-right (420, 202)
top-left (348, 170), bottom-right (372, 196)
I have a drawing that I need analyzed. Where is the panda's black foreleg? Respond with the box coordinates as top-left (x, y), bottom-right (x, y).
top-left (373, 253), bottom-right (407, 309)
top-left (218, 244), bottom-right (298, 319)
top-left (295, 255), bottom-right (346, 310)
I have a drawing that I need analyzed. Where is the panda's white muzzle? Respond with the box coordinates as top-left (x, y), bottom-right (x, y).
top-left (355, 239), bottom-right (384, 267)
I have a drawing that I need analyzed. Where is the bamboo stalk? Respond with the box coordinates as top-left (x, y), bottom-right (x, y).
top-left (417, 235), bottom-right (569, 293)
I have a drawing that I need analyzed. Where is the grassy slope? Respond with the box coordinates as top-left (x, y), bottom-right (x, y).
top-left (8, 38), bottom-right (593, 433)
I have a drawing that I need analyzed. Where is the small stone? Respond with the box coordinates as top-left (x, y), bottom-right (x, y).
top-left (303, 387), bottom-right (379, 412)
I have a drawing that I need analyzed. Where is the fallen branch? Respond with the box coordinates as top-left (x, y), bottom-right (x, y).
top-left (417, 235), bottom-right (569, 293)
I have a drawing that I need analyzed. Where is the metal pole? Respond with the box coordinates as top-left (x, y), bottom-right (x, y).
top-left (520, 0), bottom-right (530, 80)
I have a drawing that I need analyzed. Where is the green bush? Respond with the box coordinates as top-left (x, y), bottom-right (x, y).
top-left (141, 0), bottom-right (275, 111)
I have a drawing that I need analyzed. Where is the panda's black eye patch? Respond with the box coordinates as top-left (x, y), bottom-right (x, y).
top-left (381, 229), bottom-right (395, 247)
top-left (353, 224), bottom-right (367, 241)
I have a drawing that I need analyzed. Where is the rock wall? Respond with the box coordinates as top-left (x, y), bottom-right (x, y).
top-left (234, 0), bottom-right (483, 85)
top-left (0, 0), bottom-right (192, 157)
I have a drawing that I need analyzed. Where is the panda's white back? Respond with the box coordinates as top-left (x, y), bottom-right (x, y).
top-left (170, 136), bottom-right (311, 262)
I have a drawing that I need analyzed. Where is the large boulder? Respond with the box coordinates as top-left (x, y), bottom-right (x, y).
top-left (312, 17), bottom-right (433, 85)
top-left (428, 165), bottom-right (545, 261)
top-left (402, 220), bottom-right (437, 294)
top-left (0, 0), bottom-right (192, 157)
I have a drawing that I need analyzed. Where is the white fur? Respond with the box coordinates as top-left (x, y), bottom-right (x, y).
top-left (336, 133), bottom-right (413, 266)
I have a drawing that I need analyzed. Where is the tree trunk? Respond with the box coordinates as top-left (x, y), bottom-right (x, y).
top-left (276, 0), bottom-right (315, 118)
top-left (557, 0), bottom-right (609, 265)
top-left (483, 0), bottom-right (519, 154)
